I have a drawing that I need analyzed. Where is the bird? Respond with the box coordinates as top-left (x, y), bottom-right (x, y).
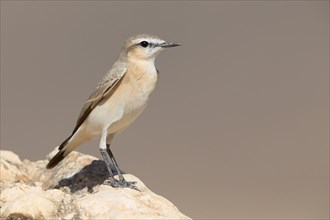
top-left (46, 34), bottom-right (180, 189)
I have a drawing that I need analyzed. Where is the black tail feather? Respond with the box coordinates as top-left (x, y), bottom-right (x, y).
top-left (47, 134), bottom-right (73, 169)
top-left (46, 149), bottom-right (65, 169)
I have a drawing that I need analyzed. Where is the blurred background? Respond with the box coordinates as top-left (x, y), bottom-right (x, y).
top-left (1, 1), bottom-right (329, 219)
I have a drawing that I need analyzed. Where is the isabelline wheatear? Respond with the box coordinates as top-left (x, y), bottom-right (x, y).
top-left (46, 34), bottom-right (180, 189)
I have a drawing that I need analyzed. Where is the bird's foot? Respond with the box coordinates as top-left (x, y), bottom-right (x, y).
top-left (103, 177), bottom-right (139, 191)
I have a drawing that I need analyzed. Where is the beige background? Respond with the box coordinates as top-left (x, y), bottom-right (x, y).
top-left (1, 1), bottom-right (329, 219)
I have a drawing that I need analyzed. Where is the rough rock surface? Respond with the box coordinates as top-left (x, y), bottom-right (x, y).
top-left (0, 149), bottom-right (190, 219)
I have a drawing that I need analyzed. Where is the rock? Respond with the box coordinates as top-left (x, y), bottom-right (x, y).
top-left (0, 151), bottom-right (30, 186)
top-left (0, 150), bottom-right (22, 165)
top-left (1, 193), bottom-right (57, 219)
top-left (0, 149), bottom-right (190, 219)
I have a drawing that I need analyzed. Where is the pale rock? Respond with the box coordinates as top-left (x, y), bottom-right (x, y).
top-left (0, 184), bottom-right (43, 205)
top-left (1, 193), bottom-right (57, 219)
top-left (0, 150), bottom-right (30, 184)
top-left (0, 150), bottom-right (191, 219)
top-left (0, 160), bottom-right (22, 184)
top-left (0, 150), bottom-right (22, 165)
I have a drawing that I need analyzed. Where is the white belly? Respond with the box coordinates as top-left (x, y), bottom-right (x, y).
top-left (83, 65), bottom-right (158, 138)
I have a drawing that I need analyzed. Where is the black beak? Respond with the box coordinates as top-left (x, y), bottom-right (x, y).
top-left (159, 42), bottom-right (181, 48)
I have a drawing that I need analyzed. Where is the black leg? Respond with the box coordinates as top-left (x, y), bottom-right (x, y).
top-left (99, 148), bottom-right (120, 187)
top-left (106, 144), bottom-right (138, 190)
top-left (106, 144), bottom-right (125, 182)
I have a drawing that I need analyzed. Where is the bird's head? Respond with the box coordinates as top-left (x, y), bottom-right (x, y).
top-left (121, 34), bottom-right (180, 62)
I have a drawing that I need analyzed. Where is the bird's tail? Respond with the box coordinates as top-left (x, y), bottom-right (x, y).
top-left (46, 135), bottom-right (74, 169)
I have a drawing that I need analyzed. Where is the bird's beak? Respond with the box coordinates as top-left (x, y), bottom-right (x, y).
top-left (159, 42), bottom-right (181, 48)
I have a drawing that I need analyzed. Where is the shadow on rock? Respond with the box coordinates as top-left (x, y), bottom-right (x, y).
top-left (54, 160), bottom-right (122, 193)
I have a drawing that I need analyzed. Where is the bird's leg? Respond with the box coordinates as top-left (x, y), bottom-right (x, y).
top-left (106, 144), bottom-right (138, 190)
top-left (106, 144), bottom-right (124, 182)
top-left (99, 129), bottom-right (120, 187)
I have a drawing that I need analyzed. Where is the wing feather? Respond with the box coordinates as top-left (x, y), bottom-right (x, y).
top-left (59, 61), bottom-right (127, 150)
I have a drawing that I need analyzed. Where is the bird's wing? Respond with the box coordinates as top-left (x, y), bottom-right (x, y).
top-left (69, 62), bottom-right (127, 139)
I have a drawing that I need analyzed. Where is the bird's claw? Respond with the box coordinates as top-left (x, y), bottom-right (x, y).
top-left (103, 178), bottom-right (139, 191)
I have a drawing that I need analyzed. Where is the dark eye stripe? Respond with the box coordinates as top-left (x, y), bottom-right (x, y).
top-left (136, 41), bottom-right (158, 48)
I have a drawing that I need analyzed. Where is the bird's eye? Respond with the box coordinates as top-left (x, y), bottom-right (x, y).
top-left (140, 41), bottom-right (149, 48)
